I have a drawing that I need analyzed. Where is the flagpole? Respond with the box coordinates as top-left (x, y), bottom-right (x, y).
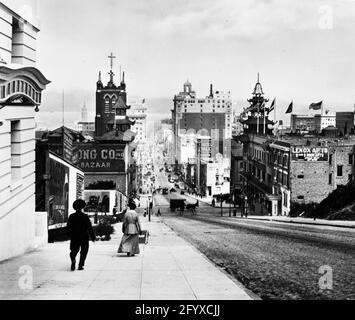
top-left (263, 103), bottom-right (266, 135)
top-left (257, 103), bottom-right (259, 134)
top-left (274, 97), bottom-right (277, 130)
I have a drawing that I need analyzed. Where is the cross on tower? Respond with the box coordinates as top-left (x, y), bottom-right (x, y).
top-left (108, 52), bottom-right (116, 70)
top-left (108, 52), bottom-right (116, 83)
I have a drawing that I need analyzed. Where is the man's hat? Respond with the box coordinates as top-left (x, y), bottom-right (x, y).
top-left (73, 199), bottom-right (86, 211)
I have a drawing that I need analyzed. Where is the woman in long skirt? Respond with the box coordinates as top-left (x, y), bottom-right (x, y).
top-left (118, 199), bottom-right (142, 256)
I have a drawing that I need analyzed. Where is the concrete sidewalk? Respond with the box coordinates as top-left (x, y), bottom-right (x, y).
top-left (185, 193), bottom-right (355, 229)
top-left (244, 215), bottom-right (355, 228)
top-left (0, 216), bottom-right (253, 300)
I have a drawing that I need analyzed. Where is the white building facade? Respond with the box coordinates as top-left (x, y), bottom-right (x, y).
top-left (0, 1), bottom-right (49, 261)
top-left (173, 82), bottom-right (232, 165)
top-left (127, 100), bottom-right (147, 143)
top-left (314, 111), bottom-right (336, 133)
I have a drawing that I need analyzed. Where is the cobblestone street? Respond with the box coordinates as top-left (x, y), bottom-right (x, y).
top-left (161, 214), bottom-right (355, 300)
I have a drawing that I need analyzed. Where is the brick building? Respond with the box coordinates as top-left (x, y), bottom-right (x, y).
top-left (233, 76), bottom-right (355, 216)
top-left (238, 134), bottom-right (355, 216)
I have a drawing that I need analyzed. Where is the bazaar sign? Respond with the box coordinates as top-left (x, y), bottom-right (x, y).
top-left (291, 146), bottom-right (328, 162)
top-left (76, 144), bottom-right (125, 172)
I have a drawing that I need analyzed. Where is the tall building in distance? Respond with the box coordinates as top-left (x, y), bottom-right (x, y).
top-left (76, 102), bottom-right (95, 134)
top-left (127, 99), bottom-right (147, 144)
top-left (171, 81), bottom-right (232, 197)
top-left (172, 81), bottom-right (232, 164)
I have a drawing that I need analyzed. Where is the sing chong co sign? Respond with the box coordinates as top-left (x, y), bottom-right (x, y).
top-left (291, 146), bottom-right (329, 162)
top-left (76, 144), bottom-right (125, 173)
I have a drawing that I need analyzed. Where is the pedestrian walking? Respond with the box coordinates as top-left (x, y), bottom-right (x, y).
top-left (157, 208), bottom-right (161, 216)
top-left (67, 199), bottom-right (96, 271)
top-left (212, 199), bottom-right (215, 207)
top-left (118, 198), bottom-right (142, 257)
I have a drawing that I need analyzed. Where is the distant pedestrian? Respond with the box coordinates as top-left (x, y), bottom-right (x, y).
top-left (67, 199), bottom-right (96, 271)
top-left (118, 198), bottom-right (142, 257)
top-left (212, 199), bottom-right (215, 207)
top-left (157, 208), bottom-right (161, 216)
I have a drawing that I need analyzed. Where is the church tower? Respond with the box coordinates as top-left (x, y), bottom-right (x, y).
top-left (95, 53), bottom-right (134, 137)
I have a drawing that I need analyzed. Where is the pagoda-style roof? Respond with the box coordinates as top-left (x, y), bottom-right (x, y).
top-left (95, 129), bottom-right (136, 142)
top-left (240, 117), bottom-right (274, 126)
top-left (113, 96), bottom-right (130, 109)
top-left (107, 118), bottom-right (135, 125)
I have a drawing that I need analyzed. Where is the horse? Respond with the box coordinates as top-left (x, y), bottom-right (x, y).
top-left (186, 202), bottom-right (197, 215)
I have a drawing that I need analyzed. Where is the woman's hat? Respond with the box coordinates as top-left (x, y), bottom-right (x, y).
top-left (128, 198), bottom-right (136, 209)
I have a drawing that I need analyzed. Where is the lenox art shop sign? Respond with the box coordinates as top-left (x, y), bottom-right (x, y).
top-left (291, 146), bottom-right (329, 162)
top-left (76, 144), bottom-right (125, 173)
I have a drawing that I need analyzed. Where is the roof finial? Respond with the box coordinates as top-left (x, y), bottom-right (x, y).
top-left (122, 71), bottom-right (125, 83)
top-left (257, 72), bottom-right (260, 83)
top-left (98, 71), bottom-right (102, 82)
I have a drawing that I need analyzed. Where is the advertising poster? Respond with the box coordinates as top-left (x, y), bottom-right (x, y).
top-left (48, 158), bottom-right (69, 227)
top-left (291, 146), bottom-right (329, 162)
top-left (83, 190), bottom-right (111, 213)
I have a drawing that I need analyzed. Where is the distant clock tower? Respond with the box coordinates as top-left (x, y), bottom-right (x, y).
top-left (95, 52), bottom-right (134, 137)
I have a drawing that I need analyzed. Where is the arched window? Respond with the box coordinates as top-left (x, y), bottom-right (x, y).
top-left (104, 96), bottom-right (110, 113)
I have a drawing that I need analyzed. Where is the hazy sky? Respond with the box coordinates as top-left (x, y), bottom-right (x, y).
top-left (34, 0), bottom-right (355, 124)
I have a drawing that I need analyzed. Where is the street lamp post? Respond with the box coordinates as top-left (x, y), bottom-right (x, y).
top-left (220, 193), bottom-right (223, 217)
top-left (148, 196), bottom-right (152, 222)
top-left (229, 195), bottom-right (232, 217)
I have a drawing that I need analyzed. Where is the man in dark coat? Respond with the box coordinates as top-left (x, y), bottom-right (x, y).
top-left (67, 199), bottom-right (95, 271)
